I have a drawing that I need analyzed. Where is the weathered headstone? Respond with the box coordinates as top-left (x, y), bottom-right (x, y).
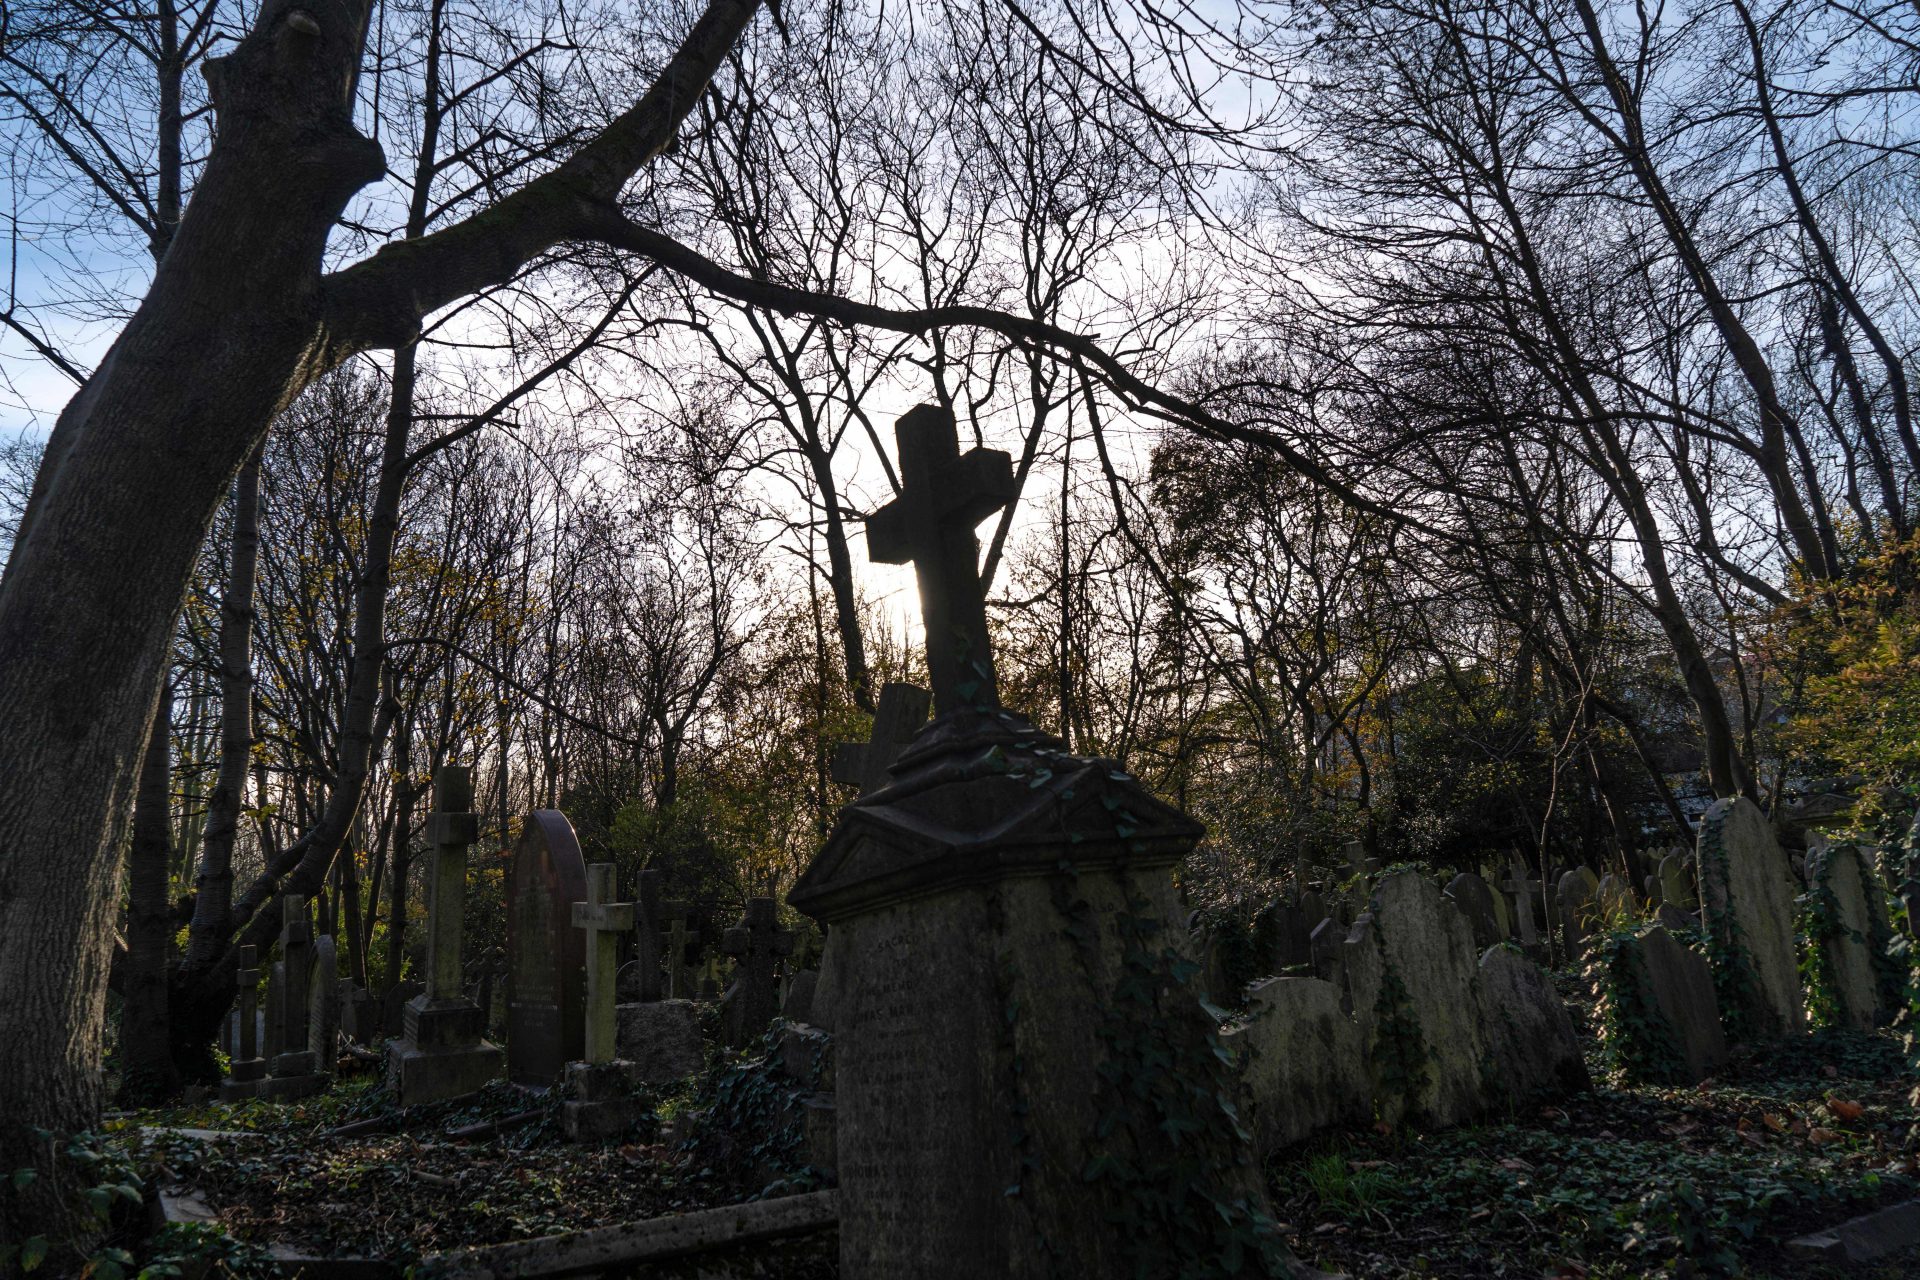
top-left (507, 809), bottom-right (590, 1084)
top-left (662, 903), bottom-right (699, 1001)
top-left (1697, 796), bottom-right (1806, 1040)
top-left (308, 933), bottom-right (340, 1079)
top-left (220, 945), bottom-right (268, 1101)
top-left (1595, 873), bottom-right (1634, 923)
top-left (783, 969), bottom-right (821, 1024)
top-left (721, 897), bottom-right (794, 1049)
top-left (1603, 926), bottom-right (1729, 1083)
top-left (266, 896), bottom-right (327, 1099)
top-left (1478, 946), bottom-right (1588, 1107)
top-left (1309, 917), bottom-right (1345, 990)
top-left (1655, 903), bottom-right (1696, 934)
top-left (263, 960), bottom-right (286, 1063)
top-left (1444, 872), bottom-right (1504, 950)
top-left (1557, 868), bottom-right (1601, 964)
top-left (1228, 976), bottom-right (1370, 1154)
top-left (696, 955), bottom-right (722, 1001)
top-left (831, 681), bottom-right (932, 797)
top-left (1339, 872), bottom-right (1491, 1128)
top-left (1658, 853), bottom-right (1697, 909)
top-left (387, 766), bottom-right (505, 1103)
top-left (789, 405), bottom-right (1297, 1279)
top-left (620, 869), bottom-right (664, 1003)
top-left (1502, 857), bottom-right (1543, 952)
top-left (1257, 897), bottom-right (1315, 972)
top-left (1806, 844), bottom-right (1895, 1030)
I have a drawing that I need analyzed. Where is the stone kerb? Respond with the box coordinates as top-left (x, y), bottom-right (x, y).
top-left (1697, 797), bottom-right (1806, 1040)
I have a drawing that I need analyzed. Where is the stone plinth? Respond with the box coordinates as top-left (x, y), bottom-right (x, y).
top-left (387, 994), bottom-right (504, 1106)
top-left (789, 712), bottom-right (1299, 1280)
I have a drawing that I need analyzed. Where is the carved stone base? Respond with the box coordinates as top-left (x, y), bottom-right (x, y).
top-left (386, 1036), bottom-right (503, 1107)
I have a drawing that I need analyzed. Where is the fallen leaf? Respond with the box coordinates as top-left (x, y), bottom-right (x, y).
top-left (1827, 1099), bottom-right (1865, 1122)
top-left (1762, 1113), bottom-right (1787, 1134)
top-left (1808, 1127), bottom-right (1842, 1146)
top-left (1500, 1157), bottom-right (1535, 1172)
top-left (1823, 1065), bottom-right (1839, 1078)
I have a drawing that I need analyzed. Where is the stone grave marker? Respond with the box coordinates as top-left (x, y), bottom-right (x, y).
top-left (387, 766), bottom-right (505, 1103)
top-left (1339, 871), bottom-right (1491, 1128)
top-left (620, 868), bottom-right (665, 1003)
top-left (309, 933), bottom-right (340, 1078)
top-left (789, 404), bottom-right (1298, 1278)
top-left (783, 969), bottom-right (821, 1023)
top-left (721, 897), bottom-right (793, 1049)
top-left (1478, 946), bottom-right (1589, 1107)
top-left (1595, 873), bottom-right (1634, 923)
top-left (832, 681), bottom-right (932, 797)
top-left (1558, 868), bottom-right (1601, 964)
top-left (697, 955), bottom-right (722, 1001)
top-left (1227, 976), bottom-right (1369, 1154)
top-left (662, 903), bottom-right (699, 1000)
top-left (562, 863), bottom-right (647, 1140)
top-left (220, 945), bottom-right (267, 1101)
top-left (1607, 926), bottom-right (1729, 1083)
top-left (263, 960), bottom-right (286, 1063)
top-left (1309, 917), bottom-right (1345, 991)
top-left (380, 979), bottom-right (423, 1040)
top-left (1697, 796), bottom-right (1805, 1039)
top-left (507, 809), bottom-right (590, 1084)
top-left (1257, 896), bottom-right (1315, 972)
top-left (1658, 853), bottom-right (1698, 909)
top-left (1502, 857), bottom-right (1543, 953)
top-left (1806, 844), bottom-right (1895, 1029)
top-left (267, 896), bottom-right (327, 1099)
top-left (1654, 903), bottom-right (1696, 933)
top-left (1444, 872), bottom-right (1504, 950)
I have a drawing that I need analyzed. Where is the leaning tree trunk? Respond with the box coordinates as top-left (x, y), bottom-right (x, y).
top-left (118, 685), bottom-right (181, 1105)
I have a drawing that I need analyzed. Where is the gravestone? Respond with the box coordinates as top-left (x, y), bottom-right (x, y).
top-left (387, 766), bottom-right (505, 1103)
top-left (783, 969), bottom-right (821, 1023)
top-left (1607, 926), bottom-right (1728, 1083)
top-left (1697, 797), bottom-right (1805, 1040)
top-left (1557, 868), bottom-right (1601, 964)
top-left (1309, 917), bottom-right (1345, 990)
top-left (563, 864), bottom-right (646, 1141)
top-left (721, 898), bottom-right (794, 1049)
top-left (662, 903), bottom-right (699, 1000)
top-left (1339, 872), bottom-right (1491, 1128)
top-left (267, 896), bottom-right (327, 1099)
top-left (697, 955), bottom-right (722, 1001)
top-left (789, 404), bottom-right (1296, 1278)
top-left (339, 982), bottom-right (377, 1044)
top-left (507, 809), bottom-right (590, 1084)
top-left (1444, 872), bottom-right (1504, 950)
top-left (264, 961), bottom-right (286, 1063)
top-left (1658, 853), bottom-right (1697, 909)
top-left (614, 1001), bottom-right (707, 1083)
top-left (1257, 897), bottom-right (1315, 972)
top-left (1478, 946), bottom-right (1588, 1107)
top-left (1595, 873), bottom-right (1634, 923)
top-left (220, 945), bottom-right (268, 1101)
top-left (1228, 976), bottom-right (1370, 1154)
top-left (832, 682), bottom-right (932, 797)
top-left (309, 934), bottom-right (340, 1078)
top-left (1806, 844), bottom-right (1894, 1029)
top-left (1502, 857), bottom-right (1543, 953)
top-left (380, 979), bottom-right (423, 1040)
top-left (1655, 903), bottom-right (1696, 934)
top-left (620, 869), bottom-right (665, 1003)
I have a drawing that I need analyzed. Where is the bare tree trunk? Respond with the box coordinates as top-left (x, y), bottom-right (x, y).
top-left (119, 685), bottom-right (181, 1104)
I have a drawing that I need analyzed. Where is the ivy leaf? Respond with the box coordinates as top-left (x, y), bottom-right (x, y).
top-left (20, 1237), bottom-right (46, 1273)
top-left (10, 1168), bottom-right (35, 1191)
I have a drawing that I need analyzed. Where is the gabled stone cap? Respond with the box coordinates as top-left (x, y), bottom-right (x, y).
top-left (789, 709), bottom-right (1202, 923)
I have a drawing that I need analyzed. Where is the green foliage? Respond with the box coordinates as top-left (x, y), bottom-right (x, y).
top-left (1369, 962), bottom-right (1430, 1121)
top-left (678, 1026), bottom-right (826, 1198)
top-left (1695, 808), bottom-right (1764, 1043)
top-left (134, 1223), bottom-right (275, 1279)
top-left (2, 1130), bottom-right (146, 1277)
top-left (1799, 854), bottom-right (1851, 1029)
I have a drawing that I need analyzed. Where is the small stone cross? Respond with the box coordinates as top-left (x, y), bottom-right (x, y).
top-left (866, 406), bottom-right (1017, 718)
top-left (832, 681), bottom-right (932, 796)
top-left (423, 765), bottom-right (480, 1003)
top-left (664, 903), bottom-right (699, 1000)
top-left (1502, 856), bottom-right (1542, 948)
top-left (232, 945), bottom-right (263, 1075)
top-left (721, 896), bottom-right (795, 1047)
top-left (571, 864), bottom-right (635, 1063)
top-left (277, 895), bottom-right (313, 1062)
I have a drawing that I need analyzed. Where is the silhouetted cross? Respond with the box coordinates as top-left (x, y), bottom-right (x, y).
top-left (832, 681), bottom-right (931, 795)
top-left (867, 406), bottom-right (1016, 717)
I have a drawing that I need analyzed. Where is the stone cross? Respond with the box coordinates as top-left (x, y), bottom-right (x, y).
top-left (231, 945), bottom-right (263, 1080)
top-left (1502, 857), bottom-right (1542, 948)
top-left (424, 766), bottom-right (480, 1002)
top-left (832, 681), bottom-right (932, 796)
top-left (866, 405), bottom-right (1017, 717)
top-left (571, 863), bottom-right (635, 1064)
top-left (663, 903), bottom-right (699, 1000)
top-left (698, 954), bottom-right (723, 1001)
top-left (633, 868), bottom-right (664, 1002)
top-left (722, 896), bottom-right (795, 1047)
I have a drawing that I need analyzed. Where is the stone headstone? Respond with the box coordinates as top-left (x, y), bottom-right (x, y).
top-left (1309, 917), bottom-right (1345, 989)
top-left (264, 960), bottom-right (287, 1063)
top-left (783, 969), bottom-right (821, 1024)
top-left (380, 979), bottom-right (423, 1039)
top-left (1595, 873), bottom-right (1634, 923)
top-left (788, 404), bottom-right (1295, 1280)
top-left (1444, 872), bottom-right (1504, 950)
top-left (220, 945), bottom-right (268, 1101)
top-left (721, 897), bottom-right (793, 1049)
top-left (1655, 903), bottom-right (1696, 934)
top-left (308, 934), bottom-right (340, 1078)
top-left (1340, 871), bottom-right (1491, 1128)
top-left (1557, 868), bottom-right (1601, 963)
top-left (831, 681), bottom-right (932, 796)
top-left (662, 903), bottom-right (699, 1001)
top-left (1502, 857), bottom-right (1543, 951)
top-left (1609, 926), bottom-right (1729, 1083)
top-left (1697, 797), bottom-right (1805, 1040)
top-left (388, 767), bottom-right (505, 1103)
top-left (1806, 844), bottom-right (1894, 1030)
top-left (507, 810), bottom-right (590, 1084)
top-left (1257, 897), bottom-right (1315, 972)
top-left (614, 1000), bottom-right (707, 1083)
top-left (1228, 976), bottom-right (1369, 1153)
top-left (1478, 946), bottom-right (1588, 1107)
top-left (266, 896), bottom-right (327, 1098)
top-left (627, 869), bottom-right (664, 1003)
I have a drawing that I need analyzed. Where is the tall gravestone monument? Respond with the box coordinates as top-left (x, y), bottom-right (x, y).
top-left (1697, 796), bottom-right (1805, 1040)
top-left (220, 945), bottom-right (268, 1101)
top-left (266, 896), bottom-right (327, 1099)
top-left (386, 766), bottom-right (504, 1103)
top-left (507, 809), bottom-right (590, 1084)
top-left (788, 405), bottom-right (1303, 1279)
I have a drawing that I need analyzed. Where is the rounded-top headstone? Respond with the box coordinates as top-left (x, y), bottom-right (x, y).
top-left (1696, 797), bottom-right (1805, 1040)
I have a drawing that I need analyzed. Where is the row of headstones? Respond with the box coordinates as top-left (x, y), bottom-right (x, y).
top-left (218, 895), bottom-right (338, 1103)
top-left (1227, 870), bottom-right (1590, 1153)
